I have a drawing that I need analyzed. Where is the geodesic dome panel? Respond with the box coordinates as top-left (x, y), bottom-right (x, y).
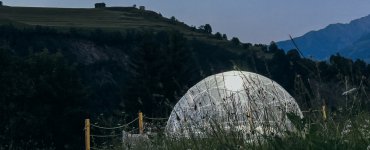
top-left (165, 71), bottom-right (303, 137)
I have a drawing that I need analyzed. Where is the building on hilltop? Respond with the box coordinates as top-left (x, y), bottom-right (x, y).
top-left (95, 3), bottom-right (106, 8)
top-left (139, 6), bottom-right (145, 11)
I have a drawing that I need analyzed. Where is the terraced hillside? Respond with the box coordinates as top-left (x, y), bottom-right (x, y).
top-left (0, 6), bottom-right (240, 49)
top-left (0, 6), bottom-right (172, 29)
top-left (0, 6), bottom-right (276, 59)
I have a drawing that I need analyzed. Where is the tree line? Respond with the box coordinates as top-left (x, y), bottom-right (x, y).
top-left (0, 24), bottom-right (369, 149)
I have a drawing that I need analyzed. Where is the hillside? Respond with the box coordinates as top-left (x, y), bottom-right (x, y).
top-left (339, 33), bottom-right (370, 62)
top-left (0, 6), bottom-right (273, 149)
top-left (0, 6), bottom-right (258, 55)
top-left (0, 5), bottom-right (370, 150)
top-left (0, 6), bottom-right (180, 30)
top-left (277, 14), bottom-right (370, 61)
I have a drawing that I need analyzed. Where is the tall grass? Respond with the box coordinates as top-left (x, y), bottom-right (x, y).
top-left (103, 71), bottom-right (370, 150)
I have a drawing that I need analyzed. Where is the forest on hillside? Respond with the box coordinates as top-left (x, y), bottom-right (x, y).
top-left (0, 24), bottom-right (369, 149)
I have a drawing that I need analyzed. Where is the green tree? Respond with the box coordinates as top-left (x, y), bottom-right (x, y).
top-left (231, 37), bottom-right (240, 46)
top-left (222, 34), bottom-right (228, 40)
top-left (214, 32), bottom-right (222, 40)
top-left (126, 31), bottom-right (196, 117)
top-left (198, 24), bottom-right (212, 34)
top-left (204, 24), bottom-right (212, 34)
top-left (268, 41), bottom-right (279, 52)
top-left (0, 48), bottom-right (88, 149)
top-left (170, 16), bottom-right (177, 23)
top-left (242, 43), bottom-right (252, 49)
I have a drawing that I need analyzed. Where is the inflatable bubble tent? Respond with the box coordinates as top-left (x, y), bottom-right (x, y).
top-left (165, 71), bottom-right (303, 137)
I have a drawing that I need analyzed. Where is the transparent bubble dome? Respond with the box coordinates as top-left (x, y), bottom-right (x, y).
top-left (165, 71), bottom-right (303, 137)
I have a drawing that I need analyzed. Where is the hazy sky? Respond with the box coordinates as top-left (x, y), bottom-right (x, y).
top-left (2, 0), bottom-right (370, 44)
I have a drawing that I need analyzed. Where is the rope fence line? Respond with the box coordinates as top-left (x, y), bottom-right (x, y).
top-left (299, 105), bottom-right (328, 121)
top-left (91, 134), bottom-right (122, 138)
top-left (85, 112), bottom-right (170, 150)
top-left (144, 116), bottom-right (168, 120)
top-left (85, 107), bottom-right (330, 150)
top-left (90, 117), bottom-right (139, 130)
top-left (301, 109), bottom-right (321, 113)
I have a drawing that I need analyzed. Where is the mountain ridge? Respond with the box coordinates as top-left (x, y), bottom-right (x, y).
top-left (277, 14), bottom-right (370, 61)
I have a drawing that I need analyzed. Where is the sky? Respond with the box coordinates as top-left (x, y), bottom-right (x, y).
top-left (2, 0), bottom-right (370, 44)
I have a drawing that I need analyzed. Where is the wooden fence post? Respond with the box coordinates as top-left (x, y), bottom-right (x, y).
top-left (85, 119), bottom-right (90, 150)
top-left (322, 105), bottom-right (327, 121)
top-left (139, 111), bottom-right (144, 134)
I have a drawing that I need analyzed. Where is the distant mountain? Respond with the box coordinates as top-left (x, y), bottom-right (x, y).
top-left (277, 14), bottom-right (370, 62)
top-left (339, 33), bottom-right (370, 62)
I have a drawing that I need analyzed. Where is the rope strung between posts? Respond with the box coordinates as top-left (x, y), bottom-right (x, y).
top-left (143, 116), bottom-right (168, 120)
top-left (90, 134), bottom-right (122, 138)
top-left (88, 117), bottom-right (140, 143)
top-left (90, 117), bottom-right (139, 130)
top-left (85, 113), bottom-right (169, 150)
top-left (301, 109), bottom-right (320, 113)
top-left (89, 128), bottom-right (139, 139)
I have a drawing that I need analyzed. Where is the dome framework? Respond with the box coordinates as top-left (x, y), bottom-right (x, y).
top-left (165, 71), bottom-right (303, 137)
